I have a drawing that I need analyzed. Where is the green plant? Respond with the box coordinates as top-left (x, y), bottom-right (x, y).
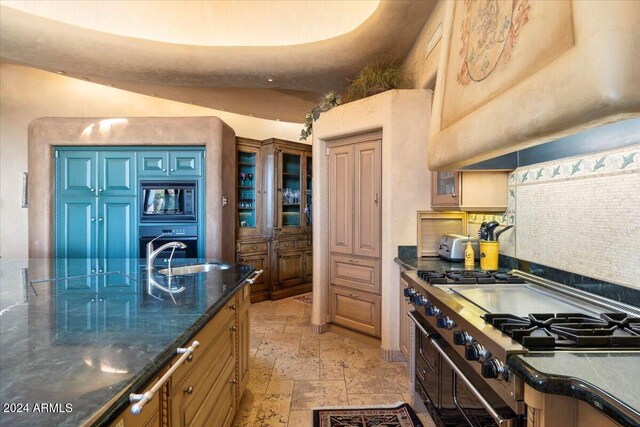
top-left (343, 63), bottom-right (411, 103)
top-left (300, 91), bottom-right (341, 141)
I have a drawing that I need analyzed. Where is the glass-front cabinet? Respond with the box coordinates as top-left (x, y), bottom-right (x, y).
top-left (431, 171), bottom-right (460, 207)
top-left (277, 149), bottom-right (311, 235)
top-left (305, 154), bottom-right (312, 226)
top-left (236, 145), bottom-right (262, 237)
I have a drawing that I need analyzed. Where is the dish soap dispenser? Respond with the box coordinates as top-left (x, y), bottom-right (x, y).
top-left (464, 236), bottom-right (475, 270)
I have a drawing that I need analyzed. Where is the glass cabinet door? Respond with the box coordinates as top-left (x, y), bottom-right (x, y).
top-left (237, 149), bottom-right (260, 236)
top-left (279, 151), bottom-right (303, 233)
top-left (305, 155), bottom-right (312, 228)
top-left (431, 171), bottom-right (460, 206)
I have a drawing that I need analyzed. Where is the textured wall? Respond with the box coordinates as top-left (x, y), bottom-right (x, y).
top-left (0, 63), bottom-right (302, 258)
top-left (512, 144), bottom-right (640, 288)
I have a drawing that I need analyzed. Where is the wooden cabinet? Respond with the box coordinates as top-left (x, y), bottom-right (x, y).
top-left (235, 137), bottom-right (312, 301)
top-left (110, 285), bottom-right (250, 427)
top-left (329, 285), bottom-right (381, 337)
top-left (399, 273), bottom-right (412, 363)
top-left (431, 171), bottom-right (508, 212)
top-left (328, 133), bottom-right (382, 337)
top-left (524, 384), bottom-right (622, 427)
top-left (138, 150), bottom-right (203, 178)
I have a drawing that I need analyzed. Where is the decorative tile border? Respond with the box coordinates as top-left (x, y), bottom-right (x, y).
top-left (515, 144), bottom-right (640, 185)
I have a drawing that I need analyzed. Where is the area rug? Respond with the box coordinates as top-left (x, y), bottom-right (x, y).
top-left (313, 403), bottom-right (423, 427)
top-left (292, 293), bottom-right (312, 305)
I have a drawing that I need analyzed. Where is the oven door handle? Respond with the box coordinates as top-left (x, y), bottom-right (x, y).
top-left (407, 311), bottom-right (436, 338)
top-left (429, 336), bottom-right (513, 427)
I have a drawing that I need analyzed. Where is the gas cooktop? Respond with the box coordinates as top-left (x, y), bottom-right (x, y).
top-left (417, 269), bottom-right (526, 285)
top-left (484, 312), bottom-right (640, 349)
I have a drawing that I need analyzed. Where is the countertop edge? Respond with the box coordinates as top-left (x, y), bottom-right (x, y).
top-left (87, 269), bottom-right (254, 426)
top-left (508, 355), bottom-right (640, 427)
top-left (394, 257), bottom-right (415, 270)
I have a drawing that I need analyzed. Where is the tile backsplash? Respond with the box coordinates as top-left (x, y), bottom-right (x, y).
top-left (486, 143), bottom-right (640, 288)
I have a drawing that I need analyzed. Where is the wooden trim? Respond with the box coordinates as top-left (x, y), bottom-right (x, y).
top-left (325, 130), bottom-right (383, 147)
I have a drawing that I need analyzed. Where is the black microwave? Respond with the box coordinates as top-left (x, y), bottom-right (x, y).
top-left (140, 181), bottom-right (197, 222)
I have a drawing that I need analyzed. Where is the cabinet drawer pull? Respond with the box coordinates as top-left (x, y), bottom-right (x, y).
top-left (231, 304), bottom-right (238, 310)
top-left (90, 188), bottom-right (95, 192)
top-left (129, 340), bottom-right (200, 415)
top-left (230, 378), bottom-right (238, 384)
top-left (245, 269), bottom-right (264, 285)
top-left (348, 259), bottom-right (359, 264)
top-left (251, 245), bottom-right (258, 250)
top-left (348, 293), bottom-right (360, 298)
top-left (231, 325), bottom-right (237, 331)
top-left (187, 354), bottom-right (193, 362)
top-left (184, 386), bottom-right (193, 395)
top-left (451, 193), bottom-right (457, 198)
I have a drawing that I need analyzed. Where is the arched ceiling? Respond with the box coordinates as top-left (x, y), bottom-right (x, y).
top-left (0, 0), bottom-right (436, 123)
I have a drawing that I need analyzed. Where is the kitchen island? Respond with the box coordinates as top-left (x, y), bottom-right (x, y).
top-left (0, 258), bottom-right (254, 426)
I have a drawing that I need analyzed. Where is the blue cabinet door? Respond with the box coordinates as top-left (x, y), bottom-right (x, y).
top-left (56, 196), bottom-right (97, 258)
top-left (55, 258), bottom-right (97, 291)
top-left (99, 152), bottom-right (136, 196)
top-left (137, 151), bottom-right (169, 177)
top-left (56, 151), bottom-right (97, 196)
top-left (97, 197), bottom-right (136, 259)
top-left (170, 151), bottom-right (202, 176)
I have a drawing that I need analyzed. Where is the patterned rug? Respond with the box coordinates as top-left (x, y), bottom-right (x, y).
top-left (313, 403), bottom-right (423, 427)
top-left (292, 293), bottom-right (312, 305)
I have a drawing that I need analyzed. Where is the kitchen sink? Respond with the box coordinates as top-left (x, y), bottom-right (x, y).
top-left (158, 262), bottom-right (230, 275)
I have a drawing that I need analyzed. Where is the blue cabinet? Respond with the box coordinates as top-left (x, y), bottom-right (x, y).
top-left (56, 150), bottom-right (137, 258)
top-left (138, 150), bottom-right (202, 177)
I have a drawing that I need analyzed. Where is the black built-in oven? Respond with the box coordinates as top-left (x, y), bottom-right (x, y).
top-left (139, 225), bottom-right (198, 260)
top-left (410, 311), bottom-right (521, 427)
top-left (140, 181), bottom-right (197, 222)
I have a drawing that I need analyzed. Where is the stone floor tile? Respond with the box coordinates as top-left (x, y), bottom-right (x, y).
top-left (344, 367), bottom-right (409, 394)
top-left (347, 393), bottom-right (405, 406)
top-left (266, 379), bottom-right (295, 395)
top-left (290, 380), bottom-right (348, 411)
top-left (287, 410), bottom-right (313, 427)
top-left (232, 392), bottom-right (291, 427)
top-left (272, 357), bottom-right (320, 381)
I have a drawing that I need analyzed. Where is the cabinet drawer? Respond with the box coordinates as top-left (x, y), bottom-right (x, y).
top-left (296, 239), bottom-right (312, 249)
top-left (188, 356), bottom-right (236, 427)
top-left (109, 376), bottom-right (160, 427)
top-left (329, 286), bottom-right (381, 337)
top-left (278, 239), bottom-right (296, 250)
top-left (330, 254), bottom-right (380, 294)
top-left (238, 241), bottom-right (268, 254)
top-left (169, 298), bottom-right (236, 388)
top-left (177, 317), bottom-right (235, 426)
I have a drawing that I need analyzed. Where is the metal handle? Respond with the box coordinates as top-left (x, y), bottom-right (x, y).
top-left (348, 259), bottom-right (359, 264)
top-left (171, 168), bottom-right (175, 172)
top-left (231, 325), bottom-right (237, 331)
top-left (251, 245), bottom-right (258, 250)
top-left (230, 378), bottom-right (238, 384)
top-left (98, 218), bottom-right (103, 222)
top-left (375, 192), bottom-right (378, 205)
top-left (348, 293), bottom-right (359, 298)
top-left (91, 218), bottom-right (96, 222)
top-left (231, 304), bottom-right (237, 310)
top-left (90, 188), bottom-right (95, 192)
top-left (429, 336), bottom-right (509, 426)
top-left (184, 386), bottom-right (193, 395)
top-left (162, 168), bottom-right (166, 172)
top-left (245, 269), bottom-right (264, 285)
top-left (451, 193), bottom-right (457, 198)
top-left (99, 189), bottom-right (104, 193)
top-left (129, 340), bottom-right (200, 415)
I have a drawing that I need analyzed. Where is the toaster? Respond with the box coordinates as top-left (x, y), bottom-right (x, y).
top-left (438, 234), bottom-right (480, 262)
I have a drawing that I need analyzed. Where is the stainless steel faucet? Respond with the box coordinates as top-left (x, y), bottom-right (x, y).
top-left (146, 234), bottom-right (187, 273)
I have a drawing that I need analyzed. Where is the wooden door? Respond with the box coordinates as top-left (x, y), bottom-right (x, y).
top-left (329, 286), bottom-right (381, 337)
top-left (303, 153), bottom-right (313, 231)
top-left (354, 140), bottom-right (381, 258)
top-left (328, 145), bottom-right (354, 254)
top-left (169, 150), bottom-right (203, 177)
top-left (275, 250), bottom-right (304, 288)
top-left (56, 196), bottom-right (97, 258)
top-left (97, 197), bottom-right (136, 258)
top-left (99, 151), bottom-right (136, 196)
top-left (277, 148), bottom-right (305, 235)
top-left (431, 171), bottom-right (461, 207)
top-left (56, 151), bottom-right (97, 197)
top-left (137, 151), bottom-right (169, 177)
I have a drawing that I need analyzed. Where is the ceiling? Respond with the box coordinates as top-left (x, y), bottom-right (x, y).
top-left (0, 1), bottom-right (435, 123)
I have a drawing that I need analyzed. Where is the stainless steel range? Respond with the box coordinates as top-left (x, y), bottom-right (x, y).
top-left (402, 269), bottom-right (640, 427)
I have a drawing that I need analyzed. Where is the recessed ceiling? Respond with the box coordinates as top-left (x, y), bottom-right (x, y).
top-left (1, 0), bottom-right (380, 46)
top-left (0, 1), bottom-right (436, 123)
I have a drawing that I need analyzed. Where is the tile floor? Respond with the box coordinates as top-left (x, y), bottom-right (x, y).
top-left (232, 294), bottom-right (436, 427)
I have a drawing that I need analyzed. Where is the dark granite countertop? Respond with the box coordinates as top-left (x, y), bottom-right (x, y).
top-left (0, 258), bottom-right (253, 426)
top-left (509, 352), bottom-right (640, 426)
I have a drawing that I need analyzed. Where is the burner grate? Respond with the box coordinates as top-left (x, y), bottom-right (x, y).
top-left (484, 312), bottom-right (640, 348)
top-left (416, 270), bottom-right (525, 285)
